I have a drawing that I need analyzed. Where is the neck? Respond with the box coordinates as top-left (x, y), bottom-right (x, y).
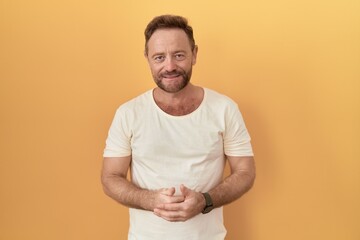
top-left (155, 83), bottom-right (193, 101)
top-left (153, 84), bottom-right (204, 116)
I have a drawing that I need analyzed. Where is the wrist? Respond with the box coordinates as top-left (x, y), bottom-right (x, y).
top-left (139, 189), bottom-right (156, 211)
top-left (201, 192), bottom-right (214, 214)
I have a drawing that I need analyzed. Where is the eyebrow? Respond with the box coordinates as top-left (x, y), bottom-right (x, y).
top-left (150, 50), bottom-right (186, 58)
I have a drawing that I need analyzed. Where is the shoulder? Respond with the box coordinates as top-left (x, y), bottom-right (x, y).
top-left (116, 90), bottom-right (153, 113)
top-left (112, 90), bottom-right (153, 122)
top-left (204, 88), bottom-right (238, 109)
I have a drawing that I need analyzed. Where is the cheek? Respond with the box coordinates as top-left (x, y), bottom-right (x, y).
top-left (149, 65), bottom-right (160, 74)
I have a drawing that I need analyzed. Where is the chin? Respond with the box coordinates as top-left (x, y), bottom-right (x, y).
top-left (157, 80), bottom-right (189, 93)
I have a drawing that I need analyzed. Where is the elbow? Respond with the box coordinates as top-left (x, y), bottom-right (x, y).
top-left (242, 165), bottom-right (256, 193)
top-left (101, 173), bottom-right (112, 197)
top-left (249, 170), bottom-right (256, 190)
top-left (247, 157), bottom-right (256, 190)
top-left (247, 161), bottom-right (256, 189)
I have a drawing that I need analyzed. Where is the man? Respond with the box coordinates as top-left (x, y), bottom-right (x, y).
top-left (102, 15), bottom-right (255, 240)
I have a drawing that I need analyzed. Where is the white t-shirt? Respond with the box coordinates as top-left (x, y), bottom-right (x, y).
top-left (104, 88), bottom-right (253, 240)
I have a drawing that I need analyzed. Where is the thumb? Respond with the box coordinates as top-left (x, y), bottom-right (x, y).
top-left (180, 184), bottom-right (191, 197)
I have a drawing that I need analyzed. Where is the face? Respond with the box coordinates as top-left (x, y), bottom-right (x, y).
top-left (145, 28), bottom-right (198, 93)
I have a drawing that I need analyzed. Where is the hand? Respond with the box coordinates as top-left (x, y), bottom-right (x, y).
top-left (153, 184), bottom-right (205, 222)
top-left (148, 187), bottom-right (185, 211)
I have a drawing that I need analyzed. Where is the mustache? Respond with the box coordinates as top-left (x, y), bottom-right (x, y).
top-left (160, 70), bottom-right (184, 78)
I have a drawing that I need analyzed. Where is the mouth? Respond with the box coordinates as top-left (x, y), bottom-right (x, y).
top-left (161, 73), bottom-right (181, 80)
top-left (163, 75), bottom-right (180, 79)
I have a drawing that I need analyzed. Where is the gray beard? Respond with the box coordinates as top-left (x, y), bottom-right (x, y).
top-left (155, 69), bottom-right (192, 93)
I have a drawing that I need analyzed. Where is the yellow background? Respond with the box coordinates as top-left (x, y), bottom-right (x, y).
top-left (1, 0), bottom-right (359, 239)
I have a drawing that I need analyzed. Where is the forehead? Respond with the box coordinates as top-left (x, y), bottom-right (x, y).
top-left (147, 28), bottom-right (192, 54)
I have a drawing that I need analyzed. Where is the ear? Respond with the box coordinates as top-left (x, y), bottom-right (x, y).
top-left (192, 45), bottom-right (198, 65)
top-left (144, 50), bottom-right (151, 66)
top-left (144, 50), bottom-right (148, 59)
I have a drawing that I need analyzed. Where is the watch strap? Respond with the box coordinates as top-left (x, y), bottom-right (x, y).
top-left (202, 192), bottom-right (213, 214)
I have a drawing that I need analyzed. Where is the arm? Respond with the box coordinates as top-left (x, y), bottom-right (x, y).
top-left (208, 155), bottom-right (256, 208)
top-left (101, 156), bottom-right (185, 211)
top-left (153, 156), bottom-right (255, 222)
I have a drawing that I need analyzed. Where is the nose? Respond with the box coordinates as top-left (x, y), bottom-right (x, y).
top-left (164, 57), bottom-right (177, 72)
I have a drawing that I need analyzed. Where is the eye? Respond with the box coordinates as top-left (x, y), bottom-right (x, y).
top-left (174, 53), bottom-right (185, 60)
top-left (154, 55), bottom-right (165, 63)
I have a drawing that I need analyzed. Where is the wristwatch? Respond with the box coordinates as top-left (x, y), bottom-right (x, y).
top-left (201, 192), bottom-right (214, 214)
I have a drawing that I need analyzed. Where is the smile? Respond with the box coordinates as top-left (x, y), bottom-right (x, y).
top-left (162, 74), bottom-right (181, 79)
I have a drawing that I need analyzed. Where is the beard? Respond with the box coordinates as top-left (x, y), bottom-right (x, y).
top-left (153, 68), bottom-right (192, 93)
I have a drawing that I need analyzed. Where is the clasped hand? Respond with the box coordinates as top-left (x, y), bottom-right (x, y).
top-left (153, 184), bottom-right (205, 222)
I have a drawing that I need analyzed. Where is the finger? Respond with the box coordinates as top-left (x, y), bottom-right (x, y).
top-left (161, 187), bottom-right (176, 196)
top-left (157, 202), bottom-right (183, 211)
top-left (153, 208), bottom-right (186, 222)
top-left (155, 195), bottom-right (184, 210)
top-left (180, 184), bottom-right (190, 196)
top-left (155, 196), bottom-right (184, 211)
top-left (165, 194), bottom-right (185, 203)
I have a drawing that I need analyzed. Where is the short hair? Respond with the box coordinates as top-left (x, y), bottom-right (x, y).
top-left (144, 15), bottom-right (196, 54)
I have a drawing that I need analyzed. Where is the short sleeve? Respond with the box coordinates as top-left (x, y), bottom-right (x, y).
top-left (223, 102), bottom-right (254, 157)
top-left (103, 107), bottom-right (132, 157)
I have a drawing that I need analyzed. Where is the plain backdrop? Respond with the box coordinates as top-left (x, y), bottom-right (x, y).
top-left (0, 0), bottom-right (359, 239)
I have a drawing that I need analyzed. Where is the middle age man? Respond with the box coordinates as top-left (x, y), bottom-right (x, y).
top-left (102, 15), bottom-right (256, 240)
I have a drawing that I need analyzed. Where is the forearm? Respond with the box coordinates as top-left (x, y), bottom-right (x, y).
top-left (208, 156), bottom-right (256, 208)
top-left (209, 170), bottom-right (255, 208)
top-left (101, 157), bottom-right (185, 216)
top-left (101, 174), bottom-right (154, 211)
